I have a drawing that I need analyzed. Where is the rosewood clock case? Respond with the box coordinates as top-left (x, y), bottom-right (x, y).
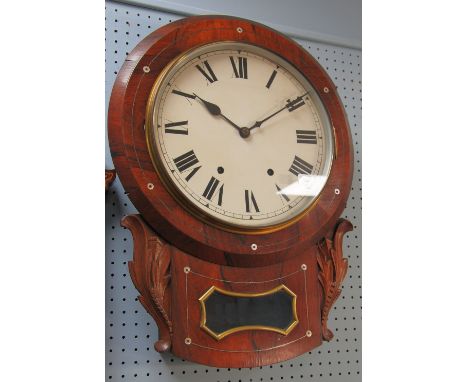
top-left (108, 15), bottom-right (353, 368)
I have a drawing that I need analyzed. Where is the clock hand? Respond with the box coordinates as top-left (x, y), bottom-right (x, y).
top-left (193, 93), bottom-right (251, 138)
top-left (193, 93), bottom-right (222, 116)
top-left (249, 92), bottom-right (309, 131)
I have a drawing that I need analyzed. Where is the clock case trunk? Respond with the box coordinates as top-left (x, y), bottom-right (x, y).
top-left (123, 214), bottom-right (351, 368)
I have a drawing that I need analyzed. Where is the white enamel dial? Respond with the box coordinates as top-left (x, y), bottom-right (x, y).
top-left (147, 42), bottom-right (334, 229)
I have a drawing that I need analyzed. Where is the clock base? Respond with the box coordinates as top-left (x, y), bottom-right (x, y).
top-left (122, 214), bottom-right (351, 368)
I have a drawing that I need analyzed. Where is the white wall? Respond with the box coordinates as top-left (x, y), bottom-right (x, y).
top-left (114, 0), bottom-right (362, 49)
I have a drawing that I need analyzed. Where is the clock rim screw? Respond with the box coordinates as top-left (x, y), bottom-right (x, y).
top-left (334, 188), bottom-right (340, 195)
top-left (236, 27), bottom-right (243, 33)
top-left (251, 243), bottom-right (257, 251)
top-left (184, 337), bottom-right (192, 345)
top-left (147, 183), bottom-right (154, 190)
top-left (323, 87), bottom-right (329, 93)
top-left (143, 65), bottom-right (150, 73)
top-left (306, 330), bottom-right (312, 337)
top-left (184, 266), bottom-right (191, 274)
top-left (301, 264), bottom-right (307, 271)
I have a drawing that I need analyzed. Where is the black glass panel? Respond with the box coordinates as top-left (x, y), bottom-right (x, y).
top-left (203, 288), bottom-right (295, 335)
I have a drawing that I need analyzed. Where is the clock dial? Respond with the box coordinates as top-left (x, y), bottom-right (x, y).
top-left (146, 42), bottom-right (334, 229)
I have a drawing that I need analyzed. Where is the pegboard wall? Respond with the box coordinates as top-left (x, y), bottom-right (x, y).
top-left (105, 1), bottom-right (362, 381)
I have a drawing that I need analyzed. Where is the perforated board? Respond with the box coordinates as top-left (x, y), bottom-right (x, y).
top-left (105, 2), bottom-right (361, 381)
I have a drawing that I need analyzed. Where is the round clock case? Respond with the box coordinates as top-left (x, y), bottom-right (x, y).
top-left (108, 15), bottom-right (353, 267)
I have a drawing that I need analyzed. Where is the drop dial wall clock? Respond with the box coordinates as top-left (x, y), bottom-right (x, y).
top-left (108, 15), bottom-right (353, 368)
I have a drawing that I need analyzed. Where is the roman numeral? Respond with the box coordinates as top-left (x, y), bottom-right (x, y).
top-left (202, 177), bottom-right (223, 206)
top-left (184, 166), bottom-right (201, 182)
top-left (244, 190), bottom-right (260, 213)
top-left (173, 149), bottom-right (201, 181)
top-left (289, 155), bottom-right (313, 176)
top-left (296, 130), bottom-right (317, 144)
top-left (230, 56), bottom-right (248, 79)
top-left (286, 97), bottom-right (305, 112)
top-left (173, 150), bottom-right (199, 172)
top-left (165, 120), bottom-right (188, 135)
top-left (266, 70), bottom-right (277, 89)
top-left (195, 61), bottom-right (218, 83)
top-left (172, 89), bottom-right (196, 99)
top-left (275, 184), bottom-right (290, 202)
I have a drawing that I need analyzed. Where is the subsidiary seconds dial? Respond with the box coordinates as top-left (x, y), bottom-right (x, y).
top-left (146, 42), bottom-right (334, 230)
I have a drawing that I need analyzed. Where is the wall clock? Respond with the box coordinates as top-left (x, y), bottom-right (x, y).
top-left (108, 15), bottom-right (353, 368)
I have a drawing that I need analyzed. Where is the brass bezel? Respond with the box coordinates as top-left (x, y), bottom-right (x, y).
top-left (198, 284), bottom-right (299, 341)
top-left (145, 41), bottom-right (335, 235)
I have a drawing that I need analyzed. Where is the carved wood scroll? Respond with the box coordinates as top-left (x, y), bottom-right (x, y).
top-left (317, 218), bottom-right (353, 341)
top-left (105, 169), bottom-right (116, 191)
top-left (122, 214), bottom-right (172, 352)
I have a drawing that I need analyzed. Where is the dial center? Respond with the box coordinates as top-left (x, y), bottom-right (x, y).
top-left (239, 127), bottom-right (250, 138)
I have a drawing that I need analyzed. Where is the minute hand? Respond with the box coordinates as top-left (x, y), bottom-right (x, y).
top-left (249, 93), bottom-right (308, 131)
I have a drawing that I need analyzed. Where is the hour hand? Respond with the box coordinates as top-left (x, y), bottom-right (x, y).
top-left (193, 93), bottom-right (247, 136)
top-left (193, 93), bottom-right (222, 116)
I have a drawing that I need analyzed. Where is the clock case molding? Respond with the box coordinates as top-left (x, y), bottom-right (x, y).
top-left (108, 15), bottom-right (353, 368)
